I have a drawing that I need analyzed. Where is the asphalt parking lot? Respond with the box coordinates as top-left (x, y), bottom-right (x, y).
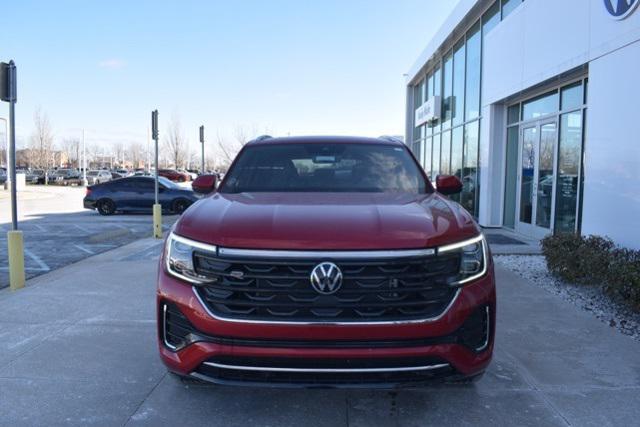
top-left (0, 186), bottom-right (177, 289)
top-left (1, 236), bottom-right (639, 426)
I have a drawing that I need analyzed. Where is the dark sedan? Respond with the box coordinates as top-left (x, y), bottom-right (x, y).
top-left (83, 176), bottom-right (199, 215)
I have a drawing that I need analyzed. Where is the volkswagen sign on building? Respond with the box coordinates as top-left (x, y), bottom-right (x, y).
top-left (405, 0), bottom-right (640, 249)
top-left (604, 0), bottom-right (639, 19)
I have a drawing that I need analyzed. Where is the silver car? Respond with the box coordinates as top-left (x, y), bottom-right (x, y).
top-left (86, 170), bottom-right (112, 185)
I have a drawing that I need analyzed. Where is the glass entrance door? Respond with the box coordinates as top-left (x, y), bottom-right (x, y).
top-left (516, 121), bottom-right (558, 238)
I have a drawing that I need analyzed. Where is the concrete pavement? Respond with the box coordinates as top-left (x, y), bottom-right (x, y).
top-left (0, 186), bottom-right (177, 288)
top-left (1, 238), bottom-right (639, 426)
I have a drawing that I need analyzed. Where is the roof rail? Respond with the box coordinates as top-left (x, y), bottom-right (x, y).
top-left (248, 135), bottom-right (273, 143)
top-left (378, 135), bottom-right (404, 144)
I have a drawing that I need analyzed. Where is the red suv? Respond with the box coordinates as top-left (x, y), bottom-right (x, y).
top-left (157, 136), bottom-right (495, 388)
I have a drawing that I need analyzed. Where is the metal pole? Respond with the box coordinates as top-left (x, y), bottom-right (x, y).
top-left (8, 61), bottom-right (17, 231)
top-left (199, 125), bottom-right (205, 174)
top-left (82, 129), bottom-right (87, 185)
top-left (154, 135), bottom-right (158, 204)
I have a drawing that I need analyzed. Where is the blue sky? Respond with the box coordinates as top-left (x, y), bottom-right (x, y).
top-left (1, 1), bottom-right (454, 152)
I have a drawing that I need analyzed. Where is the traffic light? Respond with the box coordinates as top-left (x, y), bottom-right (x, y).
top-left (151, 110), bottom-right (159, 140)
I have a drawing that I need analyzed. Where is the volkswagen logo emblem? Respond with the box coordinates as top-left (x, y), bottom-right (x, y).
top-left (310, 262), bottom-right (343, 295)
top-left (604, 0), bottom-right (639, 19)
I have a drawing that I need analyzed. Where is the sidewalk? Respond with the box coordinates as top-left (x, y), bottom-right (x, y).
top-left (0, 238), bottom-right (639, 426)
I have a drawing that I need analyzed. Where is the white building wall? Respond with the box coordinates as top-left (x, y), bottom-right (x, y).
top-left (476, 0), bottom-right (640, 247)
top-left (581, 40), bottom-right (640, 248)
top-left (408, 0), bottom-right (640, 247)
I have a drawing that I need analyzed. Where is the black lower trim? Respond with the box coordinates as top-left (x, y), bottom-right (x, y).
top-left (191, 359), bottom-right (457, 389)
top-left (162, 301), bottom-right (491, 353)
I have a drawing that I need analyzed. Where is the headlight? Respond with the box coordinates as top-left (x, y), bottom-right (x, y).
top-left (438, 234), bottom-right (488, 286)
top-left (165, 232), bottom-right (216, 284)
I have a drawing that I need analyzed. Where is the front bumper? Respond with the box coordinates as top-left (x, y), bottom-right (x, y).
top-left (157, 261), bottom-right (496, 388)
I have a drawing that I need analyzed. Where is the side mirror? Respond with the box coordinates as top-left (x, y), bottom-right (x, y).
top-left (435, 175), bottom-right (463, 195)
top-left (192, 174), bottom-right (217, 194)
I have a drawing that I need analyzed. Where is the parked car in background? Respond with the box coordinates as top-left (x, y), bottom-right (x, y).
top-left (0, 168), bottom-right (6, 185)
top-left (23, 169), bottom-right (40, 184)
top-left (158, 169), bottom-right (190, 182)
top-left (83, 176), bottom-right (199, 215)
top-left (115, 168), bottom-right (131, 177)
top-left (157, 135), bottom-right (495, 388)
top-left (110, 171), bottom-right (125, 180)
top-left (53, 168), bottom-right (82, 186)
top-left (86, 170), bottom-right (112, 185)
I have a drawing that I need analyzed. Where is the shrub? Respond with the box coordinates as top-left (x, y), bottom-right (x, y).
top-left (541, 233), bottom-right (640, 310)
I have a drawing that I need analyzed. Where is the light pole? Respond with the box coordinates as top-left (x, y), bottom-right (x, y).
top-left (1, 60), bottom-right (25, 290)
top-left (199, 125), bottom-right (205, 174)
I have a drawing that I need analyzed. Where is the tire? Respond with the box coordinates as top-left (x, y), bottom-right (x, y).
top-left (97, 199), bottom-right (116, 216)
top-left (172, 199), bottom-right (190, 215)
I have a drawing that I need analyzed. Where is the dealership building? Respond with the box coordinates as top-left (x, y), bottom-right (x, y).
top-left (405, 0), bottom-right (640, 248)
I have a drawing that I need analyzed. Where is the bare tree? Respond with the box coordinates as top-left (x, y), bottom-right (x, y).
top-left (62, 138), bottom-right (80, 168)
top-left (216, 124), bottom-right (262, 164)
top-left (113, 142), bottom-right (125, 167)
top-left (29, 107), bottom-right (55, 170)
top-left (164, 114), bottom-right (187, 169)
top-left (128, 142), bottom-right (144, 169)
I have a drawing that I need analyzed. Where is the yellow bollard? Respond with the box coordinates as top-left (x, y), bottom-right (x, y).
top-left (153, 203), bottom-right (163, 239)
top-left (7, 230), bottom-right (25, 290)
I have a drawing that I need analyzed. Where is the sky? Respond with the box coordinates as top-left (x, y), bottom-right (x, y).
top-left (1, 0), bottom-right (455, 158)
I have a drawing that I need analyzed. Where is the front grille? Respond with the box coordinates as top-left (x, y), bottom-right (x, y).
top-left (192, 251), bottom-right (460, 322)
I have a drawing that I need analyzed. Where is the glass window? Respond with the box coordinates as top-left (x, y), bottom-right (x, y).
top-left (424, 73), bottom-right (430, 101)
top-left (465, 23), bottom-right (481, 121)
top-left (432, 133), bottom-right (441, 180)
top-left (501, 0), bottom-right (521, 19)
top-left (503, 126), bottom-right (519, 227)
top-left (561, 81), bottom-right (584, 111)
top-left (452, 41), bottom-right (465, 127)
top-left (440, 130), bottom-right (451, 175)
top-left (555, 111), bottom-right (583, 233)
top-left (424, 136), bottom-right (433, 179)
top-left (221, 143), bottom-right (428, 194)
top-left (413, 83), bottom-right (422, 110)
top-left (521, 91), bottom-right (558, 121)
top-left (536, 123), bottom-right (557, 229)
top-left (450, 126), bottom-right (464, 202)
top-left (584, 78), bottom-right (588, 104)
top-left (482, 1), bottom-right (500, 35)
top-left (426, 72), bottom-right (434, 136)
top-left (507, 104), bottom-right (520, 124)
top-left (462, 121), bottom-right (479, 215)
top-left (451, 126), bottom-right (464, 178)
top-left (519, 126), bottom-right (536, 224)
top-left (442, 53), bottom-right (453, 129)
top-left (433, 66), bottom-right (442, 132)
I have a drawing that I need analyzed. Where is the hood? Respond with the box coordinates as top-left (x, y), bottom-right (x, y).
top-left (175, 192), bottom-right (479, 250)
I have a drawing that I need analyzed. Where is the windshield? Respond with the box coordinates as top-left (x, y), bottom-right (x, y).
top-left (220, 143), bottom-right (428, 193)
top-left (88, 171), bottom-right (98, 176)
top-left (158, 176), bottom-right (178, 188)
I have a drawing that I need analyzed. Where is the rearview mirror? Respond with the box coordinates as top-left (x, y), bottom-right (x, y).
top-left (435, 175), bottom-right (463, 195)
top-left (192, 174), bottom-right (217, 194)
